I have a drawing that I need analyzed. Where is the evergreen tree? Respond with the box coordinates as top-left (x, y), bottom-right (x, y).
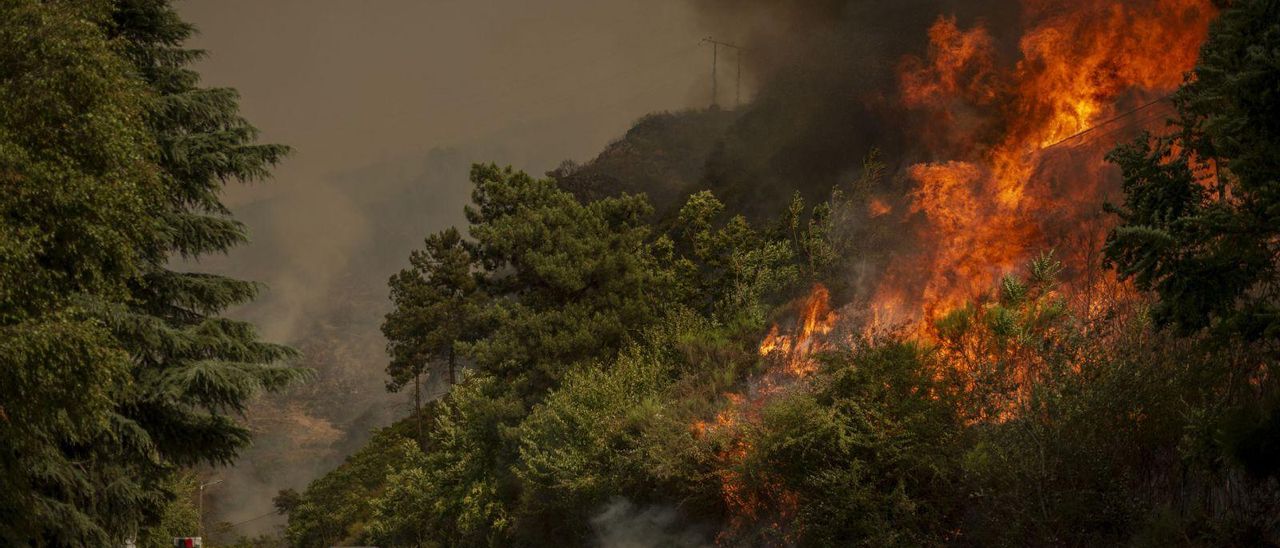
top-left (462, 164), bottom-right (676, 401)
top-left (104, 0), bottom-right (306, 533)
top-left (383, 227), bottom-right (485, 443)
top-left (1, 0), bottom-right (304, 542)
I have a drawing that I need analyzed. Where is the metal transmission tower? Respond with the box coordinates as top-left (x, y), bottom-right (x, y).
top-left (702, 37), bottom-right (746, 108)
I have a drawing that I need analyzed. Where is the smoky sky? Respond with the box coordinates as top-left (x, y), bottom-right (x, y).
top-left (182, 0), bottom-right (712, 208)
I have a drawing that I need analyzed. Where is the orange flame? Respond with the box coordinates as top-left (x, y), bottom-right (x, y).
top-left (878, 0), bottom-right (1216, 326)
top-left (696, 284), bottom-right (837, 543)
top-left (702, 0), bottom-right (1217, 538)
top-left (759, 284), bottom-right (837, 378)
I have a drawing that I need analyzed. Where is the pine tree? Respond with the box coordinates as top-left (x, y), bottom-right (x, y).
top-left (462, 164), bottom-right (676, 401)
top-left (383, 227), bottom-right (485, 444)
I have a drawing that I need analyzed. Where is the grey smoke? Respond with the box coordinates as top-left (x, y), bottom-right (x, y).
top-left (591, 498), bottom-right (711, 548)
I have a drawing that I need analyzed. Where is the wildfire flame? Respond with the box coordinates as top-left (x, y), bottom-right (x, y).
top-left (700, 0), bottom-right (1217, 539)
top-left (878, 0), bottom-right (1216, 325)
top-left (757, 284), bottom-right (837, 378)
top-left (695, 284), bottom-right (837, 543)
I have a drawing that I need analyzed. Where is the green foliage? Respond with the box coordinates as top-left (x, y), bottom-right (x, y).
top-left (462, 164), bottom-right (677, 400)
top-left (385, 227), bottom-right (485, 390)
top-left (106, 0), bottom-right (305, 467)
top-left (366, 375), bottom-right (525, 546)
top-left (729, 343), bottom-right (962, 547)
top-left (0, 0), bottom-right (303, 543)
top-left (942, 257), bottom-right (1277, 546)
top-left (513, 312), bottom-right (723, 542)
top-left (383, 226), bottom-right (486, 445)
top-left (0, 2), bottom-right (163, 543)
top-left (674, 190), bottom-right (798, 323)
top-left (137, 472), bottom-right (200, 548)
top-left (515, 343), bottom-right (676, 533)
top-left (302, 170), bottom-right (793, 545)
top-left (1106, 0), bottom-right (1280, 483)
top-left (283, 422), bottom-right (423, 547)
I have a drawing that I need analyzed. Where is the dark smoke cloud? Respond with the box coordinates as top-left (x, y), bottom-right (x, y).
top-left (691, 0), bottom-right (1023, 217)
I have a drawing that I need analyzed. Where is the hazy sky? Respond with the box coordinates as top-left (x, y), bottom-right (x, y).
top-left (181, 0), bottom-right (711, 207)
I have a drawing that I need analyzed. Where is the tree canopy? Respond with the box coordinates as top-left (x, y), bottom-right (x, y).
top-left (0, 1), bottom-right (303, 543)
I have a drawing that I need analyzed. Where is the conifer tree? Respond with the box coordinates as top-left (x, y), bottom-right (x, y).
top-left (383, 227), bottom-right (485, 443)
top-left (462, 164), bottom-right (675, 401)
top-left (1, 0), bottom-right (304, 542)
top-left (106, 0), bottom-right (304, 461)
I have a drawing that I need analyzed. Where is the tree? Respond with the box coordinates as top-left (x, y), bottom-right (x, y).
top-left (1105, 0), bottom-right (1280, 480)
top-left (674, 190), bottom-right (797, 324)
top-left (0, 1), bottom-right (165, 543)
top-left (383, 227), bottom-right (485, 443)
top-left (0, 1), bottom-right (304, 542)
top-left (107, 0), bottom-right (306, 485)
top-left (462, 164), bottom-right (677, 401)
top-left (281, 421), bottom-right (422, 548)
top-left (1105, 0), bottom-right (1280, 343)
top-left (357, 165), bottom-right (689, 546)
top-left (714, 343), bottom-right (963, 547)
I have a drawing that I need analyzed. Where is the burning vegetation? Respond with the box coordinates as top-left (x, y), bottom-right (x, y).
top-left (883, 0), bottom-right (1218, 323)
top-left (688, 1), bottom-right (1224, 541)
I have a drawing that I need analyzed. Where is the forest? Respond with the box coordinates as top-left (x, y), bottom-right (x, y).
top-left (2, 0), bottom-right (1278, 546)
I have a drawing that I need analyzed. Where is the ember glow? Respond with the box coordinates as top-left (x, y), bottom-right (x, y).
top-left (877, 0), bottom-right (1217, 324)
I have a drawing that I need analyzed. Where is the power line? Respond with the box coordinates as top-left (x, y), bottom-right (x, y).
top-left (1073, 105), bottom-right (1177, 146)
top-left (227, 510), bottom-right (278, 528)
top-left (1041, 94), bottom-right (1174, 150)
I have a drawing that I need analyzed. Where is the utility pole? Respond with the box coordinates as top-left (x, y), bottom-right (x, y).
top-left (198, 479), bottom-right (223, 539)
top-left (736, 48), bottom-right (742, 107)
top-left (702, 37), bottom-right (746, 108)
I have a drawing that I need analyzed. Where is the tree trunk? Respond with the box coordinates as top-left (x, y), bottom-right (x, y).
top-left (414, 371), bottom-right (424, 449)
top-left (448, 346), bottom-right (456, 386)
